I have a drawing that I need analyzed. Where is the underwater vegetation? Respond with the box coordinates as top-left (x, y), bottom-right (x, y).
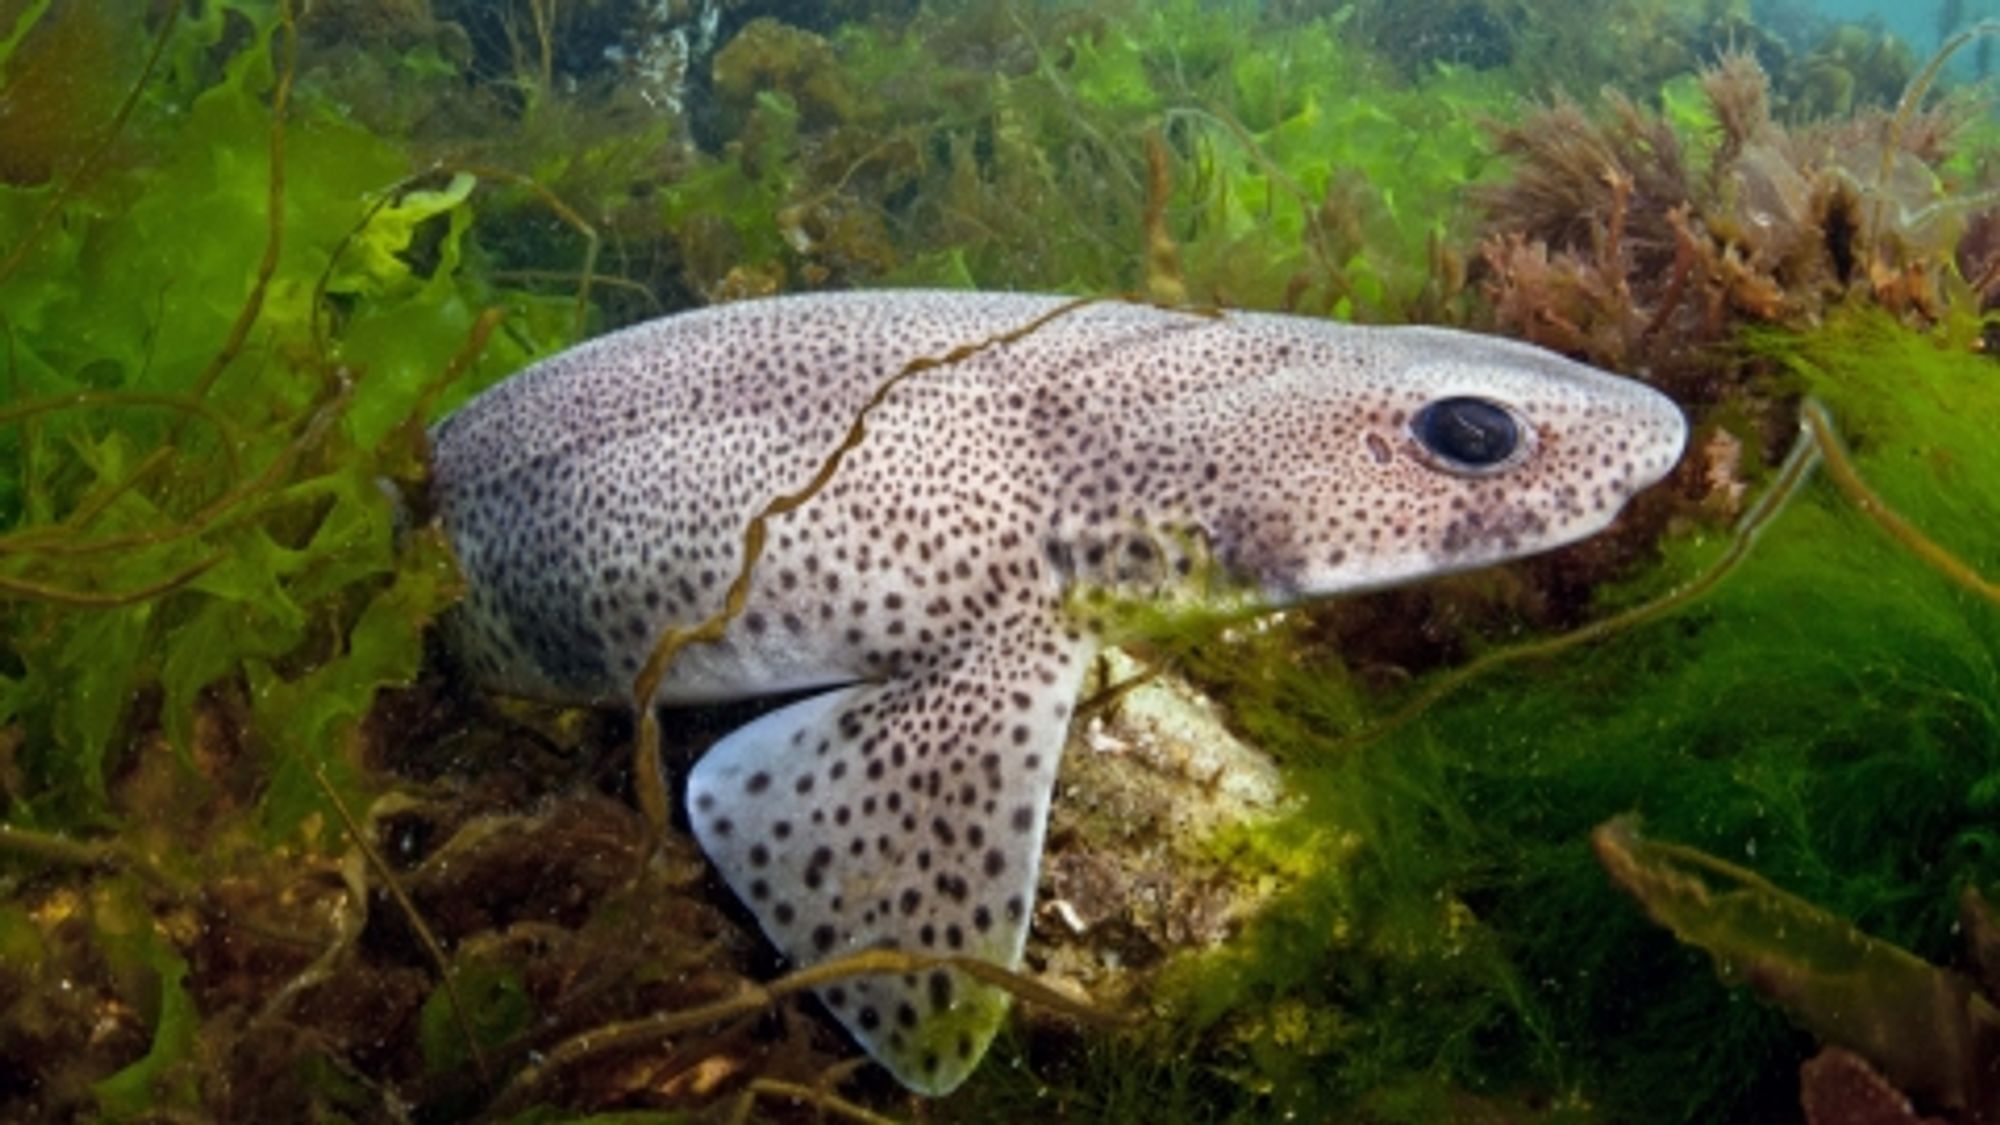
top-left (2, 0), bottom-right (1999, 1121)
top-left (1596, 816), bottom-right (2000, 1125)
top-left (1347, 0), bottom-right (1772, 96)
top-left (1475, 46), bottom-right (2000, 403)
top-left (1124, 307), bottom-right (2000, 1123)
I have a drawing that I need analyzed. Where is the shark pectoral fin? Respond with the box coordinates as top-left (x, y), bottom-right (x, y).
top-left (686, 625), bottom-right (1091, 1095)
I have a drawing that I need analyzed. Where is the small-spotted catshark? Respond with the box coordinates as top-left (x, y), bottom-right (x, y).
top-left (429, 291), bottom-right (1686, 1094)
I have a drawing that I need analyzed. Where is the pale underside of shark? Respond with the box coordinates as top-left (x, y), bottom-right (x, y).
top-left (428, 290), bottom-right (1687, 1095)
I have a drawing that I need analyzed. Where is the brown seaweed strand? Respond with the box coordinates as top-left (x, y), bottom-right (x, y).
top-left (368, 307), bottom-right (506, 533)
top-left (307, 162), bottom-right (592, 394)
top-left (4, 372), bottom-right (353, 560)
top-left (0, 389), bottom-right (244, 493)
top-left (1073, 663), bottom-right (1164, 723)
top-left (0, 551), bottom-right (221, 606)
top-left (0, 335), bottom-right (254, 560)
top-left (187, 0), bottom-right (294, 407)
top-left (1144, 131), bottom-right (1188, 306)
top-left (1599, 166), bottom-right (1637, 362)
top-left (1871, 20), bottom-right (2000, 263)
top-left (1968, 252), bottom-right (2000, 309)
top-left (70, 0), bottom-right (294, 558)
top-left (43, 307), bottom-right (243, 539)
top-left (488, 268), bottom-right (662, 315)
top-left (529, 0), bottom-right (556, 99)
top-left (0, 1), bottom-right (184, 288)
top-left (308, 168), bottom-right (426, 369)
top-left (1593, 814), bottom-right (1790, 896)
top-left (1341, 409), bottom-right (1822, 751)
top-left (460, 164), bottom-right (601, 341)
top-left (0, 822), bottom-right (191, 895)
top-left (622, 296), bottom-right (1155, 699)
top-left (50, 447), bottom-right (177, 542)
top-left (627, 298), bottom-right (1110, 836)
top-left (0, 388), bottom-right (242, 437)
top-left (409, 308), bottom-right (506, 438)
top-left (307, 759), bottom-right (492, 1083)
top-left (1164, 105), bottom-right (1331, 299)
top-left (487, 947), bottom-right (1128, 1114)
top-left (4, 317), bottom-right (41, 527)
top-left (1642, 207), bottom-right (1699, 341)
top-left (1801, 399), bottom-right (2000, 606)
top-left (740, 1078), bottom-right (900, 1125)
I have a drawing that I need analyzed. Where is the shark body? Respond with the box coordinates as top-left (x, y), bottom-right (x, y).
top-left (429, 290), bottom-right (1686, 1094)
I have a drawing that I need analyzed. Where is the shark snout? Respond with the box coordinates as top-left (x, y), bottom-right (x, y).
top-left (1431, 379), bottom-right (1686, 568)
top-left (1624, 384), bottom-right (1689, 493)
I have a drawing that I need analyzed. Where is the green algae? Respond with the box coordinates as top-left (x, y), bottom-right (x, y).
top-left (0, 4), bottom-right (585, 1116)
top-left (0, 5), bottom-right (536, 831)
top-left (88, 876), bottom-right (200, 1121)
top-left (1071, 310), bottom-right (2000, 1122)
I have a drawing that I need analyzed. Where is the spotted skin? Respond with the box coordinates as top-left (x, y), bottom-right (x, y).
top-left (429, 290), bottom-right (1686, 1094)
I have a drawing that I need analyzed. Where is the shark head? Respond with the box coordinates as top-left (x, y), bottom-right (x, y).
top-left (1156, 320), bottom-right (1687, 601)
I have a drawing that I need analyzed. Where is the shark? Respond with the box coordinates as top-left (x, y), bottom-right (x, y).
top-left (427, 290), bottom-right (1687, 1095)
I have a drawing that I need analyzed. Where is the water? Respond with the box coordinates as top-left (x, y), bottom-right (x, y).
top-left (1813, 0), bottom-right (1988, 55)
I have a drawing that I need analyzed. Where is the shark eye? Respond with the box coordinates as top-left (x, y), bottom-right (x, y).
top-left (1411, 397), bottom-right (1522, 472)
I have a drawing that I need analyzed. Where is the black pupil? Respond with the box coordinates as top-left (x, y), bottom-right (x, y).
top-left (1413, 397), bottom-right (1519, 468)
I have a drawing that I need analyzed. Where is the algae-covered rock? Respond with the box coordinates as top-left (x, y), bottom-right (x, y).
top-left (1032, 649), bottom-right (1297, 1008)
top-left (712, 17), bottom-right (861, 132)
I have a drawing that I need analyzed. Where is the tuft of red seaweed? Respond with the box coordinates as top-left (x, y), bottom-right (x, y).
top-left (1474, 50), bottom-right (1999, 401)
